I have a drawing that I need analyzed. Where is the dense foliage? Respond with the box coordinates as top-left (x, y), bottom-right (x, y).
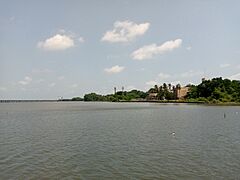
top-left (73, 77), bottom-right (240, 104)
top-left (187, 77), bottom-right (240, 103)
top-left (148, 83), bottom-right (180, 100)
top-left (83, 90), bottom-right (147, 102)
top-left (71, 97), bottom-right (84, 101)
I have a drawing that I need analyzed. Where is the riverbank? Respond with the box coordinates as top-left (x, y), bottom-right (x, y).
top-left (123, 100), bottom-right (240, 106)
top-left (126, 101), bottom-right (240, 105)
top-left (1, 99), bottom-right (240, 106)
top-left (0, 100), bottom-right (58, 103)
top-left (118, 99), bottom-right (205, 104)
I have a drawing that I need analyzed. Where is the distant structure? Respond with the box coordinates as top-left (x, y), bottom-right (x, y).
top-left (147, 93), bottom-right (158, 100)
top-left (147, 85), bottom-right (190, 101)
top-left (122, 86), bottom-right (124, 92)
top-left (114, 87), bottom-right (117, 94)
top-left (175, 87), bottom-right (190, 100)
top-left (58, 96), bottom-right (63, 101)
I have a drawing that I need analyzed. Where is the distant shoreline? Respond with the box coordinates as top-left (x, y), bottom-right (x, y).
top-left (0, 100), bottom-right (59, 103)
top-left (116, 100), bottom-right (240, 106)
top-left (1, 99), bottom-right (240, 106)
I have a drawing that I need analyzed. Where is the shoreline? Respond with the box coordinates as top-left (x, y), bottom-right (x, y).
top-left (0, 100), bottom-right (58, 103)
top-left (119, 100), bottom-right (240, 106)
top-left (1, 100), bottom-right (240, 106)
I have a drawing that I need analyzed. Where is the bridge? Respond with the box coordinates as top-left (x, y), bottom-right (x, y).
top-left (0, 100), bottom-right (59, 103)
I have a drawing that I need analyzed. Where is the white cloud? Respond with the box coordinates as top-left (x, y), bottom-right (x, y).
top-left (101, 20), bottom-right (150, 43)
top-left (38, 34), bottom-right (74, 51)
top-left (104, 65), bottom-right (125, 74)
top-left (158, 73), bottom-right (171, 79)
top-left (49, 82), bottom-right (56, 87)
top-left (186, 46), bottom-right (192, 51)
top-left (146, 80), bottom-right (158, 86)
top-left (229, 73), bottom-right (240, 80)
top-left (131, 39), bottom-right (182, 60)
top-left (18, 76), bottom-right (32, 85)
top-left (220, 63), bottom-right (230, 68)
top-left (78, 37), bottom-right (85, 43)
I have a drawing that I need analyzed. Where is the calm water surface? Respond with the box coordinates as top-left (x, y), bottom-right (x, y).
top-left (0, 102), bottom-right (240, 179)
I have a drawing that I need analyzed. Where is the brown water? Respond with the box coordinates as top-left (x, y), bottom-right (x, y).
top-left (0, 102), bottom-right (240, 179)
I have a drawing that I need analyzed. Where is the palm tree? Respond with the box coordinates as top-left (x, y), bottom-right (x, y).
top-left (176, 84), bottom-right (181, 90)
top-left (175, 84), bottom-right (181, 99)
top-left (163, 83), bottom-right (167, 91)
top-left (168, 83), bottom-right (172, 91)
top-left (158, 86), bottom-right (164, 100)
top-left (159, 85), bottom-right (163, 91)
top-left (154, 85), bottom-right (159, 93)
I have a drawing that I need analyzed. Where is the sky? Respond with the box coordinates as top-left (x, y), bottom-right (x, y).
top-left (0, 0), bottom-right (240, 100)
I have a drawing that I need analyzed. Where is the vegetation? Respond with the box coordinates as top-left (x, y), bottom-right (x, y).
top-left (148, 83), bottom-right (180, 100)
top-left (186, 77), bottom-right (240, 103)
top-left (84, 93), bottom-right (107, 101)
top-left (84, 90), bottom-right (147, 102)
top-left (71, 97), bottom-right (84, 101)
top-left (72, 77), bottom-right (240, 104)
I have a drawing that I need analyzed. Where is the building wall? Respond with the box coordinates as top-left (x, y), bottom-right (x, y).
top-left (176, 87), bottom-right (189, 99)
top-left (147, 93), bottom-right (158, 100)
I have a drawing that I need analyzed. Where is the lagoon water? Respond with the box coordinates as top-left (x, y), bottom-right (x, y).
top-left (0, 102), bottom-right (240, 179)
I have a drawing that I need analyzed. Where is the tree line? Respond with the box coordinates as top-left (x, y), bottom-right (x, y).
top-left (148, 83), bottom-right (181, 100)
top-left (72, 77), bottom-right (240, 103)
top-left (187, 77), bottom-right (240, 103)
top-left (82, 90), bottom-right (147, 102)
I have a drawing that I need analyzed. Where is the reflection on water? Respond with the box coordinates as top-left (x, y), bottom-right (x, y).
top-left (0, 102), bottom-right (240, 179)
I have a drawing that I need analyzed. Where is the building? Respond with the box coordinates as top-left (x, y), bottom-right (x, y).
top-left (175, 87), bottom-right (190, 99)
top-left (147, 93), bottom-right (158, 100)
top-left (146, 85), bottom-right (190, 101)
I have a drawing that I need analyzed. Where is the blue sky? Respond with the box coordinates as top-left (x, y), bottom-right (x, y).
top-left (1, 0), bottom-right (240, 99)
